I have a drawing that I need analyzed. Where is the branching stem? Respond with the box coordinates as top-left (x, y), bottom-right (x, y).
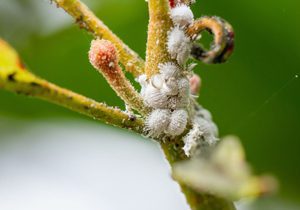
top-left (0, 67), bottom-right (144, 132)
top-left (1, 1), bottom-right (239, 209)
top-left (145, 1), bottom-right (236, 209)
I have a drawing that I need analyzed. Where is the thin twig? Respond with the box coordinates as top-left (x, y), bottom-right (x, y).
top-left (89, 39), bottom-right (150, 116)
top-left (0, 67), bottom-right (144, 132)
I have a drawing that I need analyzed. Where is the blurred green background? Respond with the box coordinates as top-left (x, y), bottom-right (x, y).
top-left (0, 0), bottom-right (299, 206)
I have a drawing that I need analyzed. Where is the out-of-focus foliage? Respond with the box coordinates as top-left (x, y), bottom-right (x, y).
top-left (173, 136), bottom-right (278, 200)
top-left (0, 0), bottom-right (299, 205)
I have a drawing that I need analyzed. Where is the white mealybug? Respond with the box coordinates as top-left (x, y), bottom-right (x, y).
top-left (167, 26), bottom-right (192, 65)
top-left (195, 106), bottom-right (219, 136)
top-left (170, 4), bottom-right (194, 27)
top-left (166, 109), bottom-right (188, 136)
top-left (183, 107), bottom-right (219, 157)
top-left (183, 124), bottom-right (202, 157)
top-left (150, 74), bottom-right (164, 89)
top-left (165, 77), bottom-right (190, 109)
top-left (178, 94), bottom-right (190, 108)
top-left (167, 96), bottom-right (179, 110)
top-left (158, 62), bottom-right (181, 79)
top-left (143, 83), bottom-right (168, 109)
top-left (178, 77), bottom-right (190, 96)
top-left (194, 118), bottom-right (218, 145)
top-left (161, 77), bottom-right (179, 96)
top-left (166, 94), bottom-right (189, 109)
top-left (146, 109), bottom-right (171, 137)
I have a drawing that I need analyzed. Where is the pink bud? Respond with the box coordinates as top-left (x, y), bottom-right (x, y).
top-left (88, 39), bottom-right (147, 115)
top-left (189, 74), bottom-right (201, 95)
top-left (89, 39), bottom-right (118, 75)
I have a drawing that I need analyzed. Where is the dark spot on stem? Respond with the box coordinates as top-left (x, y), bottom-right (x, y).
top-left (129, 115), bottom-right (136, 122)
top-left (7, 72), bottom-right (16, 82)
top-left (30, 82), bottom-right (41, 87)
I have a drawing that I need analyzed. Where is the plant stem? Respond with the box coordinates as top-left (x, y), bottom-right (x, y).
top-left (161, 140), bottom-right (236, 210)
top-left (53, 0), bottom-right (144, 77)
top-left (89, 39), bottom-right (149, 116)
top-left (145, 1), bottom-right (236, 209)
top-left (145, 0), bottom-right (173, 77)
top-left (0, 67), bottom-right (144, 132)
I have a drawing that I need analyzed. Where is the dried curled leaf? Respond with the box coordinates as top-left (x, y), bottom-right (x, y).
top-left (172, 136), bottom-right (278, 200)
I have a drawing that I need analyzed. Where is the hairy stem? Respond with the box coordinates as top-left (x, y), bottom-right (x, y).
top-left (145, 1), bottom-right (236, 209)
top-left (0, 67), bottom-right (144, 132)
top-left (53, 0), bottom-right (144, 77)
top-left (145, 0), bottom-right (173, 77)
top-left (89, 39), bottom-right (149, 116)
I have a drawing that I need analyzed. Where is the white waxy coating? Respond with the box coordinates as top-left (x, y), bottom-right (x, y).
top-left (178, 77), bottom-right (190, 96)
top-left (137, 3), bottom-right (200, 138)
top-left (166, 109), bottom-right (188, 136)
top-left (183, 108), bottom-right (219, 156)
top-left (167, 27), bottom-right (192, 65)
top-left (170, 4), bottom-right (194, 27)
top-left (143, 84), bottom-right (169, 109)
top-left (158, 62), bottom-right (181, 79)
top-left (161, 78), bottom-right (179, 96)
top-left (151, 74), bottom-right (164, 89)
top-left (146, 109), bottom-right (171, 137)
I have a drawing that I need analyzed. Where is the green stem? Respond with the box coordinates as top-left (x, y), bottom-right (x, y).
top-left (144, 1), bottom-right (235, 209)
top-left (0, 67), bottom-right (144, 132)
top-left (145, 0), bottom-right (173, 77)
top-left (161, 140), bottom-right (236, 210)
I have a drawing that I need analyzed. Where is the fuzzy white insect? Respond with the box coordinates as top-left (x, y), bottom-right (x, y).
top-left (143, 83), bottom-right (169, 109)
top-left (158, 62), bottom-right (181, 79)
top-left (166, 109), bottom-right (188, 136)
top-left (164, 77), bottom-right (190, 109)
top-left (151, 74), bottom-right (164, 89)
top-left (161, 77), bottom-right (179, 96)
top-left (178, 77), bottom-right (190, 96)
top-left (138, 2), bottom-right (199, 138)
top-left (196, 107), bottom-right (212, 121)
top-left (183, 107), bottom-right (219, 156)
top-left (170, 4), bottom-right (194, 27)
top-left (195, 118), bottom-right (219, 145)
top-left (145, 109), bottom-right (171, 137)
top-left (167, 26), bottom-right (192, 65)
top-left (166, 94), bottom-right (188, 110)
top-left (183, 124), bottom-right (202, 157)
top-left (167, 97), bottom-right (178, 110)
